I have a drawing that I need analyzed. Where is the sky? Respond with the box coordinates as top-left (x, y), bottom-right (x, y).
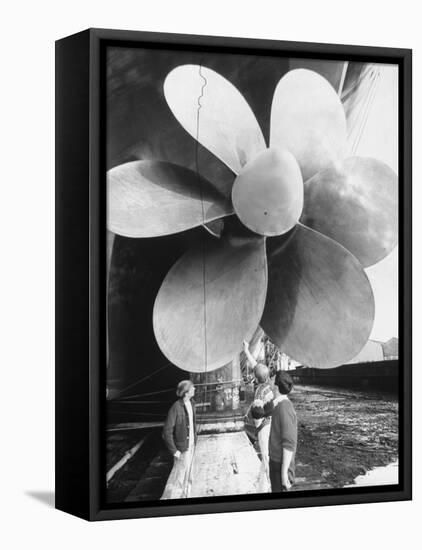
top-left (356, 64), bottom-right (398, 341)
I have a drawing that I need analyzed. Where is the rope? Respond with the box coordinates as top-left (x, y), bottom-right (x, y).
top-left (196, 63), bottom-right (209, 424)
top-left (337, 61), bottom-right (349, 97)
top-left (119, 388), bottom-right (175, 400)
top-left (351, 68), bottom-right (380, 154)
top-left (183, 67), bottom-right (273, 495)
top-left (116, 400), bottom-right (176, 404)
top-left (180, 63), bottom-right (211, 497)
top-left (342, 65), bottom-right (372, 137)
top-left (117, 361), bottom-right (172, 396)
top-left (342, 65), bottom-right (380, 155)
top-left (111, 411), bottom-right (167, 417)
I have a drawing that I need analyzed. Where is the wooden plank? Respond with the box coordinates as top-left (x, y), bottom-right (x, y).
top-left (160, 432), bottom-right (261, 499)
top-left (189, 432), bottom-right (261, 498)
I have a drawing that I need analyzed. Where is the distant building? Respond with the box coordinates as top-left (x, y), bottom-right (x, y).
top-left (346, 340), bottom-right (384, 364)
top-left (346, 337), bottom-right (398, 364)
top-left (382, 337), bottom-right (399, 360)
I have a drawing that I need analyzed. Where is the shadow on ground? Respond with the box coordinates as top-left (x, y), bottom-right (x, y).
top-left (25, 491), bottom-right (55, 508)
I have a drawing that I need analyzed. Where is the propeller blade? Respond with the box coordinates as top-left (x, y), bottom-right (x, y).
top-left (153, 237), bottom-right (267, 372)
top-left (107, 160), bottom-right (232, 238)
top-left (164, 65), bottom-right (266, 174)
top-left (270, 69), bottom-right (347, 182)
top-left (288, 59), bottom-right (348, 93)
top-left (261, 224), bottom-right (374, 368)
top-left (301, 157), bottom-right (398, 267)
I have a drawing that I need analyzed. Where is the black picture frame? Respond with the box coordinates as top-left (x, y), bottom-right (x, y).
top-left (55, 28), bottom-right (412, 521)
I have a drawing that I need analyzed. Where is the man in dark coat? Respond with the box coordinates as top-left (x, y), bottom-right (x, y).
top-left (162, 380), bottom-right (197, 498)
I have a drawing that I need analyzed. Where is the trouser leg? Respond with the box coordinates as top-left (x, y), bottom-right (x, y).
top-left (180, 447), bottom-right (194, 498)
top-left (257, 424), bottom-right (271, 492)
top-left (269, 459), bottom-right (293, 492)
top-left (269, 459), bottom-right (282, 492)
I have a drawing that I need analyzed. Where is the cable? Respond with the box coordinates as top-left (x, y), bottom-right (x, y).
top-left (337, 61), bottom-right (349, 97)
top-left (117, 361), bottom-right (172, 396)
top-left (119, 388), bottom-right (176, 400)
top-left (351, 69), bottom-right (380, 154)
top-left (342, 65), bottom-right (373, 140)
top-left (344, 65), bottom-right (380, 155)
top-left (196, 63), bottom-right (209, 425)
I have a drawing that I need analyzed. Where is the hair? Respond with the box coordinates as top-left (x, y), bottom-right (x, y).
top-left (275, 371), bottom-right (293, 395)
top-left (176, 380), bottom-right (193, 398)
top-left (254, 363), bottom-right (269, 384)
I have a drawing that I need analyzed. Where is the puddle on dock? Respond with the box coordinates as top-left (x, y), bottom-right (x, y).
top-left (344, 461), bottom-right (399, 487)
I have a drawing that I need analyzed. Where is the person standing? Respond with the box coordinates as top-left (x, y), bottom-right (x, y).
top-left (162, 380), bottom-right (197, 498)
top-left (269, 371), bottom-right (297, 492)
top-left (243, 341), bottom-right (274, 492)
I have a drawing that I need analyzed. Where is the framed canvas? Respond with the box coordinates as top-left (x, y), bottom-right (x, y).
top-left (55, 28), bottom-right (412, 521)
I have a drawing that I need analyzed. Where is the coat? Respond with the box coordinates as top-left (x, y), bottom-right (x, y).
top-left (162, 398), bottom-right (198, 455)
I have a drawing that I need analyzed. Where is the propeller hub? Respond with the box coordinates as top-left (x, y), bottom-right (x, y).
top-left (231, 148), bottom-right (304, 237)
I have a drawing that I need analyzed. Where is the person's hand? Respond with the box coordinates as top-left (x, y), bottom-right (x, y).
top-left (281, 472), bottom-right (292, 490)
top-left (243, 340), bottom-right (249, 353)
top-left (174, 450), bottom-right (181, 459)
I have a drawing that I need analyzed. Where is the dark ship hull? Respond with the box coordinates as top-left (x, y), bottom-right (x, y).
top-left (291, 359), bottom-right (399, 393)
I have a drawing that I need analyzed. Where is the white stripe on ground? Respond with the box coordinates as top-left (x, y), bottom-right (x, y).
top-left (106, 438), bottom-right (146, 484)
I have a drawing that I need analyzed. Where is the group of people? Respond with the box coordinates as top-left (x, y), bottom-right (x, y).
top-left (162, 341), bottom-right (297, 498)
top-left (243, 341), bottom-right (297, 493)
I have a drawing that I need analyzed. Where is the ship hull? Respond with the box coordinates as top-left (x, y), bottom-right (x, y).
top-left (291, 360), bottom-right (398, 393)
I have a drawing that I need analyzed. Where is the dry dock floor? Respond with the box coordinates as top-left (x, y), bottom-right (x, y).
top-left (162, 432), bottom-right (261, 499)
top-left (107, 384), bottom-right (398, 502)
